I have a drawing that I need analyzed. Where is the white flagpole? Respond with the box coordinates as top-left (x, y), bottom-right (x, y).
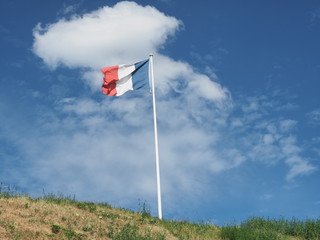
top-left (149, 53), bottom-right (162, 220)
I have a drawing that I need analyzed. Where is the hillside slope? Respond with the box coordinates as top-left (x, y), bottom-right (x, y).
top-left (1, 194), bottom-right (319, 240)
top-left (0, 195), bottom-right (220, 240)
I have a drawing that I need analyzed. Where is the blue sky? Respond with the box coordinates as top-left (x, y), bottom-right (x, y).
top-left (0, 0), bottom-right (319, 224)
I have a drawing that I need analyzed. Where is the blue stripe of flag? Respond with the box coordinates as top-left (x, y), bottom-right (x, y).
top-left (132, 59), bottom-right (150, 90)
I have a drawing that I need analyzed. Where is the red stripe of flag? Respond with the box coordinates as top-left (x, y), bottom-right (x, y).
top-left (101, 65), bottom-right (119, 96)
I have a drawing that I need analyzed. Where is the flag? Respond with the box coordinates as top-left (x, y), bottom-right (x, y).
top-left (101, 59), bottom-right (149, 96)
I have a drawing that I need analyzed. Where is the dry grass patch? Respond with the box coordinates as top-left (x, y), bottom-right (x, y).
top-left (0, 196), bottom-right (181, 240)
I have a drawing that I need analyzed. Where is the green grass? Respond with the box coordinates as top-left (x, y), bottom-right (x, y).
top-left (221, 217), bottom-right (320, 240)
top-left (160, 219), bottom-right (220, 240)
top-left (108, 223), bottom-right (166, 240)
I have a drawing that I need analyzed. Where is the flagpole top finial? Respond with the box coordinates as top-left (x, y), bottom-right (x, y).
top-left (149, 53), bottom-right (154, 57)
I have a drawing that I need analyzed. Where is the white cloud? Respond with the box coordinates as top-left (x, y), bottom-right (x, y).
top-left (259, 194), bottom-right (273, 201)
top-left (285, 156), bottom-right (317, 181)
top-left (58, 98), bottom-right (101, 115)
top-left (279, 119), bottom-right (297, 132)
top-left (280, 136), bottom-right (301, 155)
top-left (230, 94), bottom-right (317, 179)
top-left (307, 109), bottom-right (320, 125)
top-left (213, 149), bottom-right (246, 172)
top-left (263, 134), bottom-right (274, 144)
top-left (33, 1), bottom-right (181, 70)
top-left (58, 3), bottom-right (80, 16)
top-left (242, 99), bottom-right (259, 112)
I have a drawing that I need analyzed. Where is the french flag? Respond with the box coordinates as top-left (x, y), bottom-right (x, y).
top-left (101, 59), bottom-right (150, 96)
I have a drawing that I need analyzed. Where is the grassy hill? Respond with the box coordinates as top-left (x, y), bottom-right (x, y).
top-left (0, 188), bottom-right (319, 240)
top-left (0, 191), bottom-right (219, 240)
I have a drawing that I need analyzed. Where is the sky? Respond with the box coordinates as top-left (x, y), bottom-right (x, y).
top-left (0, 0), bottom-right (319, 224)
